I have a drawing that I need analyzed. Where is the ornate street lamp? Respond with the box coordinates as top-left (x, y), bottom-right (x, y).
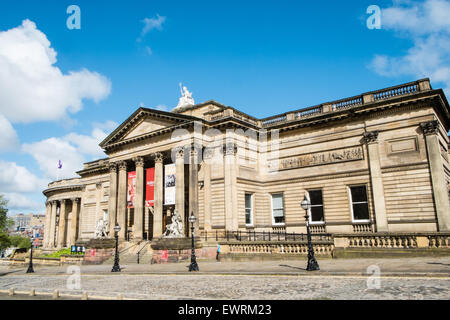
top-left (301, 195), bottom-right (320, 271)
top-left (188, 212), bottom-right (199, 272)
top-left (26, 236), bottom-right (35, 273)
top-left (111, 224), bottom-right (121, 272)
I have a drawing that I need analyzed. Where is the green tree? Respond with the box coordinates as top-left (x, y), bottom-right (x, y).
top-left (0, 194), bottom-right (13, 251)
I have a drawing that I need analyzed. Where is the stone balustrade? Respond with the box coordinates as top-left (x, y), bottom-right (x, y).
top-left (224, 240), bottom-right (334, 256)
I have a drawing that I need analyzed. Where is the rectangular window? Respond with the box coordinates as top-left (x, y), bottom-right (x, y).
top-left (271, 193), bottom-right (285, 224)
top-left (349, 185), bottom-right (370, 221)
top-left (245, 193), bottom-right (253, 226)
top-left (308, 190), bottom-right (324, 223)
top-left (103, 209), bottom-right (108, 222)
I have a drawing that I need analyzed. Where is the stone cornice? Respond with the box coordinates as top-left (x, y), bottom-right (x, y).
top-left (43, 184), bottom-right (84, 197)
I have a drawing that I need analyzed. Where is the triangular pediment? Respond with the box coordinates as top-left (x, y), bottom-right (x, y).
top-left (99, 107), bottom-right (200, 149)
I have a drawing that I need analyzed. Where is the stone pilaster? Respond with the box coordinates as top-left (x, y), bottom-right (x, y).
top-left (223, 141), bottom-right (238, 231)
top-left (203, 148), bottom-right (213, 231)
top-left (153, 152), bottom-right (164, 238)
top-left (108, 163), bottom-right (118, 237)
top-left (117, 161), bottom-right (128, 240)
top-left (134, 156), bottom-right (145, 241)
top-left (49, 201), bottom-right (58, 248)
top-left (175, 147), bottom-right (186, 235)
top-left (57, 199), bottom-right (68, 248)
top-left (420, 120), bottom-right (450, 231)
top-left (363, 131), bottom-right (388, 232)
top-left (189, 146), bottom-right (200, 236)
top-left (70, 198), bottom-right (80, 246)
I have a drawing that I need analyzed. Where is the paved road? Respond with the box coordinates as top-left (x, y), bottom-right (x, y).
top-left (0, 257), bottom-right (449, 300)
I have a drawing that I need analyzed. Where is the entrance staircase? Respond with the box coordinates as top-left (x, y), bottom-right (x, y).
top-left (103, 241), bottom-right (153, 265)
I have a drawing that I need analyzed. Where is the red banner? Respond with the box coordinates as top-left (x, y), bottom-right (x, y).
top-left (127, 171), bottom-right (136, 208)
top-left (145, 167), bottom-right (155, 207)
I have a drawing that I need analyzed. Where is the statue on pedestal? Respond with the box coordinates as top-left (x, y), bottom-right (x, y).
top-left (94, 219), bottom-right (108, 239)
top-left (163, 209), bottom-right (184, 238)
top-left (174, 83), bottom-right (195, 110)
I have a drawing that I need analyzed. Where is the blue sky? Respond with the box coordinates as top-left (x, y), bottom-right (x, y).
top-left (1, 0), bottom-right (449, 214)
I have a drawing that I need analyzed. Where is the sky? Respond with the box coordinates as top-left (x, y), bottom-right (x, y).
top-left (1, 0), bottom-right (450, 214)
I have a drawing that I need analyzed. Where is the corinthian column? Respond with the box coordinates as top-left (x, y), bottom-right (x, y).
top-left (43, 201), bottom-right (51, 248)
top-left (203, 148), bottom-right (213, 231)
top-left (134, 156), bottom-right (145, 241)
top-left (363, 131), bottom-right (388, 232)
top-left (175, 147), bottom-right (185, 235)
top-left (117, 161), bottom-right (128, 240)
top-left (420, 121), bottom-right (450, 231)
top-left (57, 199), bottom-right (68, 248)
top-left (70, 198), bottom-right (80, 246)
top-left (49, 201), bottom-right (58, 248)
top-left (108, 163), bottom-right (118, 237)
top-left (189, 146), bottom-right (200, 236)
top-left (153, 152), bottom-right (164, 238)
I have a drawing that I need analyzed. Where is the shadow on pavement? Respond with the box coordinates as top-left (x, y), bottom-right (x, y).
top-left (279, 264), bottom-right (307, 271)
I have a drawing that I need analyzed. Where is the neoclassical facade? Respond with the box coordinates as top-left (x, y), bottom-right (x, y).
top-left (42, 78), bottom-right (450, 249)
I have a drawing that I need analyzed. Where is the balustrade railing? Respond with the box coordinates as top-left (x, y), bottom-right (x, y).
top-left (200, 230), bottom-right (332, 242)
top-left (295, 106), bottom-right (322, 119)
top-left (332, 96), bottom-right (363, 111)
top-left (373, 83), bottom-right (418, 101)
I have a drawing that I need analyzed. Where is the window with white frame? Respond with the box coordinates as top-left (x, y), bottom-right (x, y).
top-left (271, 193), bottom-right (285, 224)
top-left (245, 193), bottom-right (253, 226)
top-left (103, 209), bottom-right (108, 222)
top-left (349, 185), bottom-right (370, 221)
top-left (307, 190), bottom-right (324, 223)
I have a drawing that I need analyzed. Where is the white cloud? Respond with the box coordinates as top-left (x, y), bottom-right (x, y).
top-left (141, 14), bottom-right (166, 37)
top-left (0, 19), bottom-right (111, 124)
top-left (0, 160), bottom-right (47, 193)
top-left (0, 114), bottom-right (19, 151)
top-left (369, 0), bottom-right (450, 95)
top-left (22, 121), bottom-right (117, 180)
top-left (1, 192), bottom-right (44, 213)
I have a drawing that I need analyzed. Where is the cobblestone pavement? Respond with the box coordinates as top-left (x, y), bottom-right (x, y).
top-left (1, 257), bottom-right (449, 300)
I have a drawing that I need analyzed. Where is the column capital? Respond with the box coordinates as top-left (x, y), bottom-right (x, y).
top-left (133, 156), bottom-right (145, 167)
top-left (175, 147), bottom-right (185, 159)
top-left (118, 161), bottom-right (127, 171)
top-left (71, 197), bottom-right (80, 203)
top-left (109, 162), bottom-right (118, 173)
top-left (363, 131), bottom-right (379, 144)
top-left (203, 147), bottom-right (215, 159)
top-left (223, 143), bottom-right (237, 156)
top-left (153, 152), bottom-right (164, 163)
top-left (420, 120), bottom-right (439, 135)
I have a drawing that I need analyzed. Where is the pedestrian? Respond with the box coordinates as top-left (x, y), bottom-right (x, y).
top-left (216, 244), bottom-right (221, 261)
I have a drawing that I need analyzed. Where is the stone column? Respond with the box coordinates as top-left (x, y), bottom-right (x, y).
top-left (43, 201), bottom-right (52, 248)
top-left (133, 156), bottom-right (145, 241)
top-left (363, 131), bottom-right (388, 232)
top-left (70, 198), bottom-right (80, 246)
top-left (189, 146), bottom-right (200, 236)
top-left (57, 199), bottom-right (68, 248)
top-left (175, 147), bottom-right (185, 234)
top-left (108, 163), bottom-right (118, 237)
top-left (224, 142), bottom-right (238, 231)
top-left (203, 148), bottom-right (213, 231)
top-left (117, 161), bottom-right (128, 240)
top-left (420, 121), bottom-right (450, 231)
top-left (153, 152), bottom-right (164, 238)
top-left (49, 201), bottom-right (58, 248)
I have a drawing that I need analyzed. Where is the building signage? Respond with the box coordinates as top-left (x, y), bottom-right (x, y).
top-left (145, 168), bottom-right (155, 207)
top-left (164, 164), bottom-right (176, 205)
top-left (127, 171), bottom-right (136, 208)
top-left (273, 146), bottom-right (364, 171)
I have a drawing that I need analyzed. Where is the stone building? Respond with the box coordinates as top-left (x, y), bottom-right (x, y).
top-left (42, 78), bottom-right (450, 249)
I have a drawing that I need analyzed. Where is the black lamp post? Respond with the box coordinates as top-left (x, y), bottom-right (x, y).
top-left (188, 212), bottom-right (199, 272)
top-left (26, 236), bottom-right (34, 273)
top-left (111, 224), bottom-right (121, 272)
top-left (301, 195), bottom-right (320, 271)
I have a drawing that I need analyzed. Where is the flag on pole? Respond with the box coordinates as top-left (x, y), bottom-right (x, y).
top-left (58, 160), bottom-right (62, 169)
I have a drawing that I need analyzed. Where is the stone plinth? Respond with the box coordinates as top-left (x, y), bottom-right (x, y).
top-left (82, 238), bottom-right (116, 264)
top-left (150, 237), bottom-right (204, 264)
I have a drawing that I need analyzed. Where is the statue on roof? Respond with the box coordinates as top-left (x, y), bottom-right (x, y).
top-left (174, 83), bottom-right (195, 110)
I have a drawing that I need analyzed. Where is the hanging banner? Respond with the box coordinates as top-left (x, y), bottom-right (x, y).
top-left (145, 167), bottom-right (155, 207)
top-left (127, 171), bottom-right (136, 208)
top-left (164, 164), bottom-right (176, 205)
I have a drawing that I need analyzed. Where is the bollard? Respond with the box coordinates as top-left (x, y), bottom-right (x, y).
top-left (117, 294), bottom-right (123, 300)
top-left (53, 289), bottom-right (59, 299)
top-left (82, 291), bottom-right (88, 300)
top-left (30, 289), bottom-right (35, 296)
top-left (8, 288), bottom-right (14, 296)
